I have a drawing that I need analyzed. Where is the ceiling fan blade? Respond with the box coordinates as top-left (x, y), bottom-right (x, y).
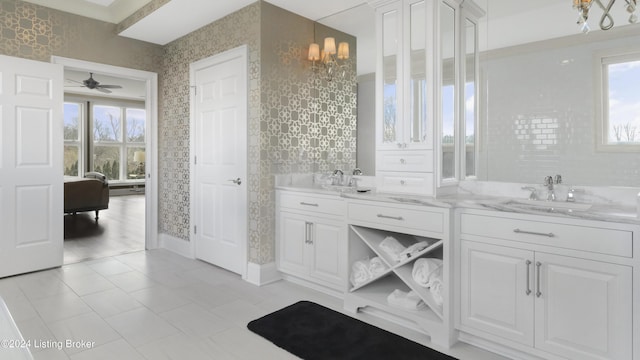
top-left (96, 87), bottom-right (112, 94)
top-left (97, 85), bottom-right (123, 89)
top-left (66, 79), bottom-right (85, 85)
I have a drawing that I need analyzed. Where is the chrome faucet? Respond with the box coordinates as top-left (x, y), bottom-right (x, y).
top-left (544, 175), bottom-right (556, 201)
top-left (544, 175), bottom-right (563, 201)
top-left (521, 186), bottom-right (538, 200)
top-left (352, 168), bottom-right (362, 176)
top-left (332, 169), bottom-right (344, 185)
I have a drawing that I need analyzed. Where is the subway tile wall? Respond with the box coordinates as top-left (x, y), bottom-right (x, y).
top-left (479, 32), bottom-right (640, 187)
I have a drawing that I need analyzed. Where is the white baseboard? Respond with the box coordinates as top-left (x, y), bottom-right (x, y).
top-left (245, 262), bottom-right (281, 286)
top-left (158, 233), bottom-right (193, 258)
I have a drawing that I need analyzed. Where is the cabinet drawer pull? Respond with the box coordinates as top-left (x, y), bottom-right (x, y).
top-left (377, 214), bottom-right (404, 221)
top-left (535, 261), bottom-right (542, 298)
top-left (300, 202), bottom-right (319, 207)
top-left (525, 260), bottom-right (532, 296)
top-left (513, 229), bottom-right (555, 238)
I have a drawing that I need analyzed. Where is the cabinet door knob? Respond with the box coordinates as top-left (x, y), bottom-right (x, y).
top-left (400, 158), bottom-right (406, 164)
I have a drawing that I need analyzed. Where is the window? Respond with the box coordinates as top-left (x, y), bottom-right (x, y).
top-left (598, 52), bottom-right (640, 150)
top-left (63, 102), bottom-right (84, 176)
top-left (63, 98), bottom-right (146, 182)
top-left (92, 104), bottom-right (146, 181)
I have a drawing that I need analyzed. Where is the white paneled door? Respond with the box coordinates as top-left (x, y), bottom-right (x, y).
top-left (191, 46), bottom-right (247, 276)
top-left (0, 55), bottom-right (64, 278)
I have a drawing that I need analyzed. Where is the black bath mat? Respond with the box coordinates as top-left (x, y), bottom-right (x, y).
top-left (247, 300), bottom-right (457, 360)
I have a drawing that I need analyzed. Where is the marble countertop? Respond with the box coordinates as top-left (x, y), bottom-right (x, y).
top-left (275, 184), bottom-right (640, 225)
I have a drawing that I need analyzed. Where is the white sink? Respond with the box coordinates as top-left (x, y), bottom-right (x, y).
top-left (503, 199), bottom-right (592, 212)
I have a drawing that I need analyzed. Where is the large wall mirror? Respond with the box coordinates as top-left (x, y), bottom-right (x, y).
top-left (476, 0), bottom-right (640, 187)
top-left (322, 1), bottom-right (640, 187)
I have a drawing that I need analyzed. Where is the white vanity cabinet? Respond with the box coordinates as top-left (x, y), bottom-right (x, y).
top-left (344, 199), bottom-right (455, 347)
top-left (456, 209), bottom-right (635, 360)
top-left (276, 190), bottom-right (347, 293)
top-left (369, 0), bottom-right (484, 195)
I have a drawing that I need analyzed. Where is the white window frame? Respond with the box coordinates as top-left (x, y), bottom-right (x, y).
top-left (595, 48), bottom-right (640, 152)
top-left (91, 100), bottom-right (146, 183)
top-left (63, 100), bottom-right (86, 177)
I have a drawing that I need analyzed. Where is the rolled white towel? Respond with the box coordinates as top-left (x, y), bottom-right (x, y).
top-left (428, 277), bottom-right (444, 307)
top-left (349, 260), bottom-right (372, 286)
top-left (412, 258), bottom-right (443, 287)
top-left (386, 289), bottom-right (426, 310)
top-left (379, 236), bottom-right (406, 262)
top-left (369, 257), bottom-right (387, 277)
top-left (398, 241), bottom-right (430, 260)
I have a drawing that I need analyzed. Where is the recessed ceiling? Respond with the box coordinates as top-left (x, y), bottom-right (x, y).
top-left (20, 0), bottom-right (152, 24)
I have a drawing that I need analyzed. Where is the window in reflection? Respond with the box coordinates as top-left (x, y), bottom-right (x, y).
top-left (441, 3), bottom-right (456, 180)
top-left (382, 9), bottom-right (398, 144)
top-left (410, 1), bottom-right (427, 144)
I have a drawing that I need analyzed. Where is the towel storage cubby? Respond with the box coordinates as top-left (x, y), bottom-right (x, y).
top-left (343, 199), bottom-right (453, 348)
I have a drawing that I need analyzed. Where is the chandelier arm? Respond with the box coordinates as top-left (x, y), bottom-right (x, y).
top-left (595, 0), bottom-right (617, 29)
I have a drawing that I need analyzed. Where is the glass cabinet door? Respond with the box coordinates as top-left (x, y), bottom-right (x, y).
top-left (464, 18), bottom-right (477, 178)
top-left (409, 1), bottom-right (428, 147)
top-left (382, 9), bottom-right (400, 146)
top-left (440, 2), bottom-right (456, 181)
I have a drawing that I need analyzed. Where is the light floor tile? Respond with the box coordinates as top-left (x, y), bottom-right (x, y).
top-left (106, 271), bottom-right (157, 293)
top-left (176, 282), bottom-right (242, 310)
top-left (210, 299), bottom-right (271, 327)
top-left (130, 286), bottom-right (191, 313)
top-left (159, 303), bottom-right (231, 339)
top-left (69, 339), bottom-right (145, 360)
top-left (15, 316), bottom-right (59, 354)
top-left (210, 326), bottom-right (300, 360)
top-left (105, 307), bottom-right (179, 347)
top-left (81, 288), bottom-right (143, 318)
top-left (136, 333), bottom-right (240, 360)
top-left (31, 293), bottom-right (93, 323)
top-left (47, 312), bottom-right (121, 355)
top-left (61, 272), bottom-right (116, 296)
top-left (87, 259), bottom-right (134, 277)
top-left (17, 270), bottom-right (74, 301)
top-left (32, 347), bottom-right (71, 360)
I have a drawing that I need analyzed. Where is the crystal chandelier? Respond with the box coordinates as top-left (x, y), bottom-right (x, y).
top-left (573, 0), bottom-right (638, 33)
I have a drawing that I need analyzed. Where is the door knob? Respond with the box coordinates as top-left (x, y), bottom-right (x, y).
top-left (228, 178), bottom-right (242, 185)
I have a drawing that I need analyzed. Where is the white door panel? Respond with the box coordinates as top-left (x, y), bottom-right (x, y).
top-left (0, 55), bottom-right (63, 278)
top-left (192, 46), bottom-right (247, 276)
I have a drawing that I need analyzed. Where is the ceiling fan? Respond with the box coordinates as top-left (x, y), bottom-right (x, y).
top-left (66, 72), bottom-right (123, 94)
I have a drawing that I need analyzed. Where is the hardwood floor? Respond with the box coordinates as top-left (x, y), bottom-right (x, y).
top-left (64, 195), bottom-right (145, 264)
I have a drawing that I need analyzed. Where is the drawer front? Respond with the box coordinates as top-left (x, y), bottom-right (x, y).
top-left (376, 171), bottom-right (434, 196)
top-left (376, 150), bottom-right (433, 172)
top-left (279, 192), bottom-right (345, 216)
top-left (460, 213), bottom-right (632, 257)
top-left (348, 202), bottom-right (444, 233)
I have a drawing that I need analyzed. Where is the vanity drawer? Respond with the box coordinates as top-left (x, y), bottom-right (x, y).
top-left (376, 150), bottom-right (433, 172)
top-left (460, 213), bottom-right (633, 257)
top-left (279, 192), bottom-right (345, 216)
top-left (376, 171), bottom-right (434, 196)
top-left (348, 202), bottom-right (444, 234)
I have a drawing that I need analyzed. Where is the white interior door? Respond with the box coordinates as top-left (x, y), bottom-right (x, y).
top-left (0, 55), bottom-right (64, 277)
top-left (192, 46), bottom-right (247, 276)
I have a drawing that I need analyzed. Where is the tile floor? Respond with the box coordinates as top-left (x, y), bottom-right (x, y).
top-left (1, 249), bottom-right (506, 360)
top-left (64, 195), bottom-right (145, 264)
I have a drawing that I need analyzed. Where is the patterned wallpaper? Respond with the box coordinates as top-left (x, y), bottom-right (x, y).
top-left (0, 0), bottom-right (162, 71)
top-left (1, 0), bottom-right (357, 266)
top-left (159, 2), bottom-right (357, 264)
